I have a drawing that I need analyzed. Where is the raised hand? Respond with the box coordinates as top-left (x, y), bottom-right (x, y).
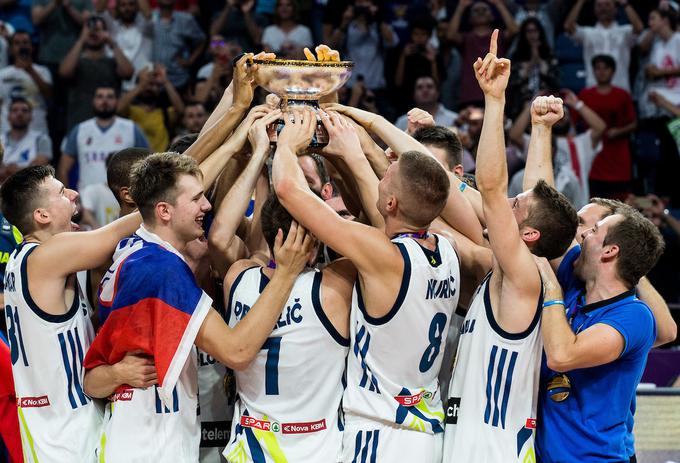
top-left (303, 44), bottom-right (341, 62)
top-left (406, 107), bottom-right (435, 135)
top-left (473, 29), bottom-right (511, 101)
top-left (273, 221), bottom-right (315, 275)
top-left (277, 107), bottom-right (316, 154)
top-left (233, 53), bottom-right (256, 108)
top-left (531, 95), bottom-right (564, 128)
top-left (319, 111), bottom-right (363, 159)
top-left (248, 109), bottom-right (282, 153)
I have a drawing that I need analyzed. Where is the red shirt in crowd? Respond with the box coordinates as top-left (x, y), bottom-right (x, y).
top-left (578, 86), bottom-right (636, 183)
top-left (148, 0), bottom-right (198, 11)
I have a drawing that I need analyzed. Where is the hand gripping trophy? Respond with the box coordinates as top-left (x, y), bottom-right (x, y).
top-left (248, 45), bottom-right (353, 147)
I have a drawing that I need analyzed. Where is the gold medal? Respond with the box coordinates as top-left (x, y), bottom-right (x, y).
top-left (547, 374), bottom-right (571, 402)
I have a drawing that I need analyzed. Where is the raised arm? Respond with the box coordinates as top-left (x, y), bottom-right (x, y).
top-left (621, 0), bottom-right (644, 34)
top-left (207, 110), bottom-right (280, 278)
top-left (564, 0), bottom-right (586, 34)
top-left (474, 31), bottom-right (541, 320)
top-left (59, 29), bottom-right (87, 79)
top-left (565, 90), bottom-right (605, 148)
top-left (522, 95), bottom-right (564, 191)
top-left (31, 212), bottom-right (141, 280)
top-left (637, 276), bottom-right (677, 347)
top-left (447, 0), bottom-right (471, 45)
top-left (196, 222), bottom-right (312, 370)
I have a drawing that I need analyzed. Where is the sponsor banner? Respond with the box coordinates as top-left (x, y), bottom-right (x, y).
top-left (394, 390), bottom-right (432, 407)
top-left (446, 397), bottom-right (461, 425)
top-left (17, 395), bottom-right (50, 408)
top-left (281, 419), bottom-right (326, 435)
top-left (240, 416), bottom-right (272, 432)
top-left (200, 420), bottom-right (231, 447)
top-left (525, 418), bottom-right (537, 429)
top-left (110, 389), bottom-right (134, 402)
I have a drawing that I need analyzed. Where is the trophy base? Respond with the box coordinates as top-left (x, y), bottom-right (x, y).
top-left (267, 99), bottom-right (329, 148)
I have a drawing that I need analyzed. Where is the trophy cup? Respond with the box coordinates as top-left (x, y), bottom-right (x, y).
top-left (248, 58), bottom-right (354, 148)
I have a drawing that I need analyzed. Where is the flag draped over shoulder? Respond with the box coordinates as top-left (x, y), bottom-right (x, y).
top-left (83, 229), bottom-right (212, 406)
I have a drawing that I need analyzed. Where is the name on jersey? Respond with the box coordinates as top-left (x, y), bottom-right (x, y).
top-left (84, 151), bottom-right (112, 163)
top-left (17, 395), bottom-right (50, 408)
top-left (446, 397), bottom-right (461, 424)
top-left (426, 276), bottom-right (457, 300)
top-left (459, 319), bottom-right (476, 335)
top-left (0, 252), bottom-right (11, 264)
top-left (4, 271), bottom-right (15, 292)
top-left (239, 416), bottom-right (326, 434)
top-left (234, 298), bottom-right (303, 330)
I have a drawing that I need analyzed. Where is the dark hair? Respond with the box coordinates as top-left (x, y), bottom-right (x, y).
top-left (409, 14), bottom-right (435, 33)
top-left (511, 17), bottom-right (552, 63)
top-left (300, 153), bottom-right (330, 185)
top-left (413, 126), bottom-right (463, 170)
top-left (9, 97), bottom-right (32, 111)
top-left (261, 193), bottom-right (294, 252)
top-left (0, 165), bottom-right (55, 234)
top-left (273, 0), bottom-right (300, 25)
top-left (10, 30), bottom-right (31, 44)
top-left (396, 150), bottom-right (450, 227)
top-left (591, 54), bottom-right (616, 72)
top-left (129, 152), bottom-right (202, 223)
top-left (107, 147), bottom-right (152, 203)
top-left (604, 207), bottom-right (665, 288)
top-left (523, 179), bottom-right (578, 259)
top-left (94, 86), bottom-right (119, 98)
top-left (652, 7), bottom-right (678, 30)
top-left (168, 133), bottom-right (199, 154)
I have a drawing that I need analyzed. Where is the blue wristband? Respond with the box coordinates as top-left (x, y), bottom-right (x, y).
top-left (543, 300), bottom-right (565, 309)
top-left (459, 182), bottom-right (467, 192)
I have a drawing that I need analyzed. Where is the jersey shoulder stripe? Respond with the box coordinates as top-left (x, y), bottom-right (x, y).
top-left (311, 270), bottom-right (349, 347)
top-left (356, 242), bottom-right (411, 326)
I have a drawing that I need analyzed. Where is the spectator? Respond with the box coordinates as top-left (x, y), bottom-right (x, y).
top-left (0, 30), bottom-right (53, 134)
top-left (564, 0), bottom-right (644, 92)
top-left (332, 1), bottom-right (399, 94)
top-left (447, 0), bottom-right (519, 107)
top-left (59, 15), bottom-right (134, 129)
top-left (578, 54), bottom-right (637, 200)
top-left (210, 0), bottom-right (263, 52)
top-left (100, 0), bottom-right (154, 91)
top-left (261, 0), bottom-right (313, 58)
top-left (508, 0), bottom-right (567, 49)
top-left (31, 0), bottom-right (92, 72)
top-left (194, 36), bottom-right (241, 108)
top-left (509, 90), bottom-right (606, 207)
top-left (57, 86), bottom-right (148, 190)
top-left (152, 0), bottom-right (205, 91)
top-left (148, 0), bottom-right (198, 16)
top-left (395, 15), bottom-right (440, 109)
top-left (508, 17), bottom-right (559, 117)
top-left (395, 76), bottom-right (458, 131)
top-left (638, 7), bottom-right (680, 117)
top-left (455, 105), bottom-right (484, 172)
top-left (0, 98), bottom-right (52, 182)
top-left (0, 0), bottom-right (34, 40)
top-left (175, 101), bottom-right (207, 138)
top-left (0, 22), bottom-right (9, 69)
top-left (117, 64), bottom-right (184, 152)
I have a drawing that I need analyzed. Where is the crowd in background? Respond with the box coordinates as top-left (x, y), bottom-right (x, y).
top-left (0, 0), bottom-right (678, 308)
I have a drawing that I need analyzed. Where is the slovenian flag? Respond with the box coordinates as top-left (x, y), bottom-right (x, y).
top-left (83, 226), bottom-right (212, 407)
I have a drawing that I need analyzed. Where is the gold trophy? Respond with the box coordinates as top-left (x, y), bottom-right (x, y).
top-left (248, 49), bottom-right (353, 147)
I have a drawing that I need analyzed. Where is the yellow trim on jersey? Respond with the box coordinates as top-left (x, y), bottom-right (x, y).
top-left (98, 432), bottom-right (107, 463)
top-left (523, 447), bottom-right (536, 463)
top-left (17, 407), bottom-right (39, 462)
top-left (415, 399), bottom-right (445, 422)
top-left (252, 415), bottom-right (288, 463)
top-left (225, 440), bottom-right (247, 463)
top-left (12, 225), bottom-right (22, 245)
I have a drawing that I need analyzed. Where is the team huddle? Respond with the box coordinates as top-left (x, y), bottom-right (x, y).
top-left (1, 36), bottom-right (671, 463)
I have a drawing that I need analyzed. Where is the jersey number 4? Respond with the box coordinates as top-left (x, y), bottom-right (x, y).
top-left (263, 337), bottom-right (282, 395)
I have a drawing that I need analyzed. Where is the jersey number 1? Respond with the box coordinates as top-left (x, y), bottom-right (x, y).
top-left (263, 337), bottom-right (282, 395)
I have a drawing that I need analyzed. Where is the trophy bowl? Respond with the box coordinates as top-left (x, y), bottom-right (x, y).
top-left (249, 58), bottom-right (354, 147)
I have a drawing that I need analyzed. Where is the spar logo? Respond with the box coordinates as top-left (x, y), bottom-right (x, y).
top-left (240, 416), bottom-right (273, 432)
top-left (17, 395), bottom-right (50, 408)
top-left (394, 390), bottom-right (433, 406)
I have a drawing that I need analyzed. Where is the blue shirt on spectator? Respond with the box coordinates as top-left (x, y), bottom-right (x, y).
top-left (536, 245), bottom-right (656, 463)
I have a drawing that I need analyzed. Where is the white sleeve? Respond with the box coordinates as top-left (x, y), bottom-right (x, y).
top-left (575, 130), bottom-right (601, 179)
top-left (573, 25), bottom-right (589, 43)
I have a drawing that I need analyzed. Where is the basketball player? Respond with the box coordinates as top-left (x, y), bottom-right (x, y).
top-left (0, 165), bottom-right (147, 462)
top-left (82, 151), bottom-right (313, 462)
top-left (223, 193), bottom-right (355, 462)
top-left (272, 107), bottom-right (460, 462)
top-left (442, 31), bottom-right (578, 462)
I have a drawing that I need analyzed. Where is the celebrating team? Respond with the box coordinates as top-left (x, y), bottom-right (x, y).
top-left (1, 37), bottom-right (673, 463)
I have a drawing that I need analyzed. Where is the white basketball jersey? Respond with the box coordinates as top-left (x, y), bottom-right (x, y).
top-left (1, 130), bottom-right (48, 167)
top-left (442, 273), bottom-right (543, 463)
top-left (97, 349), bottom-right (201, 463)
top-left (3, 242), bottom-right (101, 463)
top-left (73, 117), bottom-right (138, 189)
top-left (224, 267), bottom-right (348, 463)
top-left (343, 235), bottom-right (460, 435)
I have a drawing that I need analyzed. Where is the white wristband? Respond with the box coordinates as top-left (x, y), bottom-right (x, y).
top-left (574, 100), bottom-right (584, 111)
